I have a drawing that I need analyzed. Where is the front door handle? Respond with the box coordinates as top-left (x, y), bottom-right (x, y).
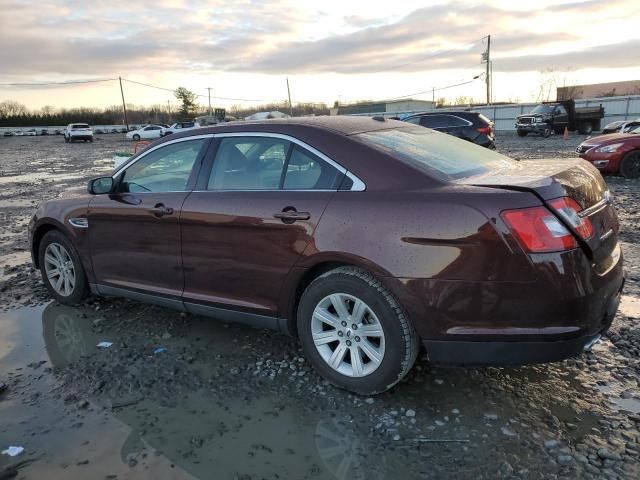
top-left (149, 203), bottom-right (174, 217)
top-left (274, 210), bottom-right (311, 223)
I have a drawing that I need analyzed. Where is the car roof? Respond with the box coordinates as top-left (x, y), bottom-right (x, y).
top-left (191, 116), bottom-right (406, 137)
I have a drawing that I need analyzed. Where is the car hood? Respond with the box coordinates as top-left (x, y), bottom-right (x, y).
top-left (58, 186), bottom-right (89, 199)
top-left (581, 133), bottom-right (639, 146)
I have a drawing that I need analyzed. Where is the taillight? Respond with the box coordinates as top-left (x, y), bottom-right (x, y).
top-left (502, 206), bottom-right (577, 252)
top-left (548, 197), bottom-right (593, 240)
top-left (501, 197), bottom-right (593, 253)
top-left (477, 126), bottom-right (492, 135)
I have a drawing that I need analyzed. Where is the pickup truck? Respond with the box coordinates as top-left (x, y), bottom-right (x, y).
top-left (515, 100), bottom-right (604, 137)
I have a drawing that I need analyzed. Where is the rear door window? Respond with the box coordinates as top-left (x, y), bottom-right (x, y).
top-left (356, 126), bottom-right (516, 181)
top-left (208, 137), bottom-right (290, 190)
top-left (283, 146), bottom-right (342, 190)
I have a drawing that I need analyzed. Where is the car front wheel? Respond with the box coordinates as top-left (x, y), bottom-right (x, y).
top-left (38, 230), bottom-right (89, 305)
top-left (132, 134), bottom-right (140, 141)
top-left (297, 267), bottom-right (418, 395)
top-left (621, 150), bottom-right (640, 179)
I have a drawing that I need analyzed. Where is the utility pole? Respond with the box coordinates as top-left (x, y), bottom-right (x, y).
top-left (207, 87), bottom-right (212, 115)
top-left (167, 100), bottom-right (171, 122)
top-left (119, 76), bottom-right (129, 131)
top-left (286, 78), bottom-right (293, 117)
top-left (432, 87), bottom-right (435, 104)
top-left (484, 35), bottom-right (491, 105)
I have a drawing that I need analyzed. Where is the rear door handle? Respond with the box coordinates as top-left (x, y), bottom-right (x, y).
top-left (274, 211), bottom-right (311, 223)
top-left (149, 204), bottom-right (174, 217)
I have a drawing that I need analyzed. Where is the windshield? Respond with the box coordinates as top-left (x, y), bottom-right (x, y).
top-left (355, 126), bottom-right (516, 181)
top-left (530, 105), bottom-right (554, 114)
top-left (627, 124), bottom-right (640, 134)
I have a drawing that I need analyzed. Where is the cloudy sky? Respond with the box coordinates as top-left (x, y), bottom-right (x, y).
top-left (0, 0), bottom-right (639, 110)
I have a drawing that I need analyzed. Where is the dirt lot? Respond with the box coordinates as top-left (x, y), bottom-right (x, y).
top-left (0, 132), bottom-right (639, 480)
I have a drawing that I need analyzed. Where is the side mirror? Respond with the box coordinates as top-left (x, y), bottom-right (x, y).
top-left (88, 177), bottom-right (114, 195)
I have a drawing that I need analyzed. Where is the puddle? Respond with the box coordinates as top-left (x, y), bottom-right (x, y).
top-left (0, 301), bottom-right (630, 479)
top-left (595, 385), bottom-right (640, 414)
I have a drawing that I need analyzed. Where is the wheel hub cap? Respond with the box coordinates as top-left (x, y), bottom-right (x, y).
top-left (311, 293), bottom-right (386, 378)
top-left (44, 243), bottom-right (76, 297)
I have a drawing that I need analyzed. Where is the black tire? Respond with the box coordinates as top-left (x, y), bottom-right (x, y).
top-left (89, 138), bottom-right (93, 143)
top-left (620, 150), bottom-right (640, 179)
top-left (297, 267), bottom-right (419, 395)
top-left (517, 129), bottom-right (527, 137)
top-left (543, 127), bottom-right (551, 138)
top-left (64, 136), bottom-right (69, 143)
top-left (578, 122), bottom-right (593, 135)
top-left (132, 134), bottom-right (140, 141)
top-left (38, 230), bottom-right (89, 305)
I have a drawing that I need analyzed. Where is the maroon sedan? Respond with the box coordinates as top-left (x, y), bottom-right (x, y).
top-left (29, 117), bottom-right (624, 394)
top-left (576, 124), bottom-right (640, 178)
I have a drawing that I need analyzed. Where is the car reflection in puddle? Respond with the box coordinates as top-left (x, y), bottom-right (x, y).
top-left (41, 303), bottom-right (388, 480)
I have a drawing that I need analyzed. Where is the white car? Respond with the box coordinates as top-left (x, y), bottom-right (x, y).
top-left (161, 121), bottom-right (200, 136)
top-left (126, 125), bottom-right (164, 141)
top-left (64, 123), bottom-right (93, 143)
top-left (24, 129), bottom-right (37, 136)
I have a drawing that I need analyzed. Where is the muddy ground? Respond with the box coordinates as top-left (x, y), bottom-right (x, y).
top-left (0, 132), bottom-right (638, 480)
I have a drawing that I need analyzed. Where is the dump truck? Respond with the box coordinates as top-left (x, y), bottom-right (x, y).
top-left (515, 100), bottom-right (604, 137)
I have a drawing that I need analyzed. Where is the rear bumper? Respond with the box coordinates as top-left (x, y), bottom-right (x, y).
top-left (424, 282), bottom-right (621, 365)
top-left (68, 135), bottom-right (93, 140)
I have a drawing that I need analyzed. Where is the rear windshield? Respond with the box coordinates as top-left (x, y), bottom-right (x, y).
top-left (72, 124), bottom-right (90, 129)
top-left (355, 126), bottom-right (516, 181)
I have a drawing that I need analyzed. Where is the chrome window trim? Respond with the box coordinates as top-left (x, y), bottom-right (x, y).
top-left (211, 132), bottom-right (366, 191)
top-left (112, 134), bottom-right (215, 178)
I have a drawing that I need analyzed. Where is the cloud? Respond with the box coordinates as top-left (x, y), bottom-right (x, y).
top-left (0, 0), bottom-right (638, 81)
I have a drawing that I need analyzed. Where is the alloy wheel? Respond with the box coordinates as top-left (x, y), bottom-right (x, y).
top-left (44, 242), bottom-right (76, 297)
top-left (311, 293), bottom-right (386, 377)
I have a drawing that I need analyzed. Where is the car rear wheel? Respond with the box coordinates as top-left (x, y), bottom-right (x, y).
top-left (132, 134), bottom-right (140, 141)
top-left (620, 150), bottom-right (640, 179)
top-left (39, 230), bottom-right (88, 305)
top-left (297, 267), bottom-right (418, 395)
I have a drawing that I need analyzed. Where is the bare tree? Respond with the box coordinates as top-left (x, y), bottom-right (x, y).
top-left (0, 100), bottom-right (28, 117)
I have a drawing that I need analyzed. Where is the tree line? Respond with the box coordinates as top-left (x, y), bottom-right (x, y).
top-left (0, 85), bottom-right (331, 127)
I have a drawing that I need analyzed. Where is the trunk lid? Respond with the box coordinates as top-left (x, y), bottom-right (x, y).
top-left (461, 158), bottom-right (619, 262)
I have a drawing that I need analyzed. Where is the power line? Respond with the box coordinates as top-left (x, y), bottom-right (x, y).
top-left (386, 76), bottom-right (482, 101)
top-left (0, 78), bottom-right (117, 86)
top-left (122, 78), bottom-right (277, 103)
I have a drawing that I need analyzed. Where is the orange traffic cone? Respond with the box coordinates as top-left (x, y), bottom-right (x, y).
top-left (563, 127), bottom-right (569, 140)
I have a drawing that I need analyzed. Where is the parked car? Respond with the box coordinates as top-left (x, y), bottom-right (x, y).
top-left (64, 123), bottom-right (93, 143)
top-left (126, 124), bottom-right (164, 141)
top-left (601, 119), bottom-right (640, 135)
top-left (3, 131), bottom-right (14, 137)
top-left (403, 111), bottom-right (495, 148)
top-left (54, 129), bottom-right (62, 135)
top-left (515, 100), bottom-right (604, 136)
top-left (576, 124), bottom-right (640, 178)
top-left (40, 129), bottom-right (49, 136)
top-left (162, 121), bottom-right (200, 136)
top-left (24, 129), bottom-right (37, 136)
top-left (29, 117), bottom-right (623, 395)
